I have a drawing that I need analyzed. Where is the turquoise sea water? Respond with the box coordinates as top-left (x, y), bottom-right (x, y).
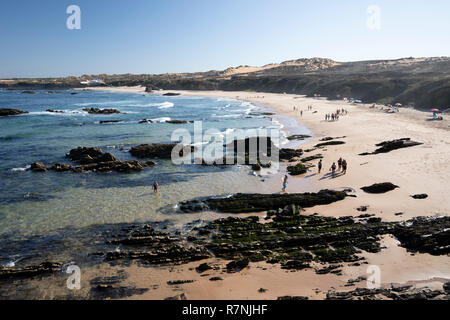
top-left (0, 89), bottom-right (310, 265)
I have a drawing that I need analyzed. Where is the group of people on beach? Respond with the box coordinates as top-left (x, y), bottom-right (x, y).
top-left (293, 105), bottom-right (313, 117)
top-left (324, 157), bottom-right (348, 177)
top-left (325, 108), bottom-right (348, 122)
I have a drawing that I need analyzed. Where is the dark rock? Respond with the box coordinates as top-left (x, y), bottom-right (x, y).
top-left (357, 206), bottom-right (368, 212)
top-left (359, 138), bottom-right (423, 155)
top-left (392, 216), bottom-right (450, 255)
top-left (166, 120), bottom-right (188, 124)
top-left (130, 143), bottom-right (195, 159)
top-left (287, 134), bottom-right (311, 141)
top-left (82, 107), bottom-right (121, 114)
top-left (179, 190), bottom-right (347, 214)
top-left (32, 147), bottom-right (154, 174)
top-left (22, 90), bottom-right (35, 94)
top-left (46, 109), bottom-right (65, 113)
top-left (99, 120), bottom-right (122, 124)
top-left (196, 263), bottom-right (213, 273)
top-left (0, 108), bottom-right (29, 117)
top-left (30, 162), bottom-right (48, 172)
top-left (163, 92), bottom-right (180, 96)
top-left (209, 277), bottom-right (223, 281)
top-left (226, 259), bottom-right (249, 272)
top-left (277, 296), bottom-right (308, 300)
top-left (361, 182), bottom-right (399, 194)
top-left (90, 284), bottom-right (148, 299)
top-left (164, 293), bottom-right (187, 300)
top-left (299, 154), bottom-right (323, 163)
top-left (0, 261), bottom-right (61, 280)
top-left (315, 141), bottom-right (345, 148)
top-left (279, 148), bottom-right (303, 161)
top-left (167, 280), bottom-right (195, 285)
top-left (411, 194), bottom-right (428, 199)
top-left (258, 288), bottom-right (268, 293)
top-left (287, 163), bottom-right (308, 175)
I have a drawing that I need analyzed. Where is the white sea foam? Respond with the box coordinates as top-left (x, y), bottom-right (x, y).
top-left (127, 101), bottom-right (174, 109)
top-left (10, 165), bottom-right (31, 172)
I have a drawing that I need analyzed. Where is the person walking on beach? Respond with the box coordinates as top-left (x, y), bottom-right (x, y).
top-left (342, 159), bottom-right (347, 175)
top-left (338, 158), bottom-right (343, 171)
top-left (300, 110), bottom-right (303, 117)
top-left (282, 175), bottom-right (288, 192)
top-left (153, 181), bottom-right (159, 193)
top-left (318, 159), bottom-right (323, 174)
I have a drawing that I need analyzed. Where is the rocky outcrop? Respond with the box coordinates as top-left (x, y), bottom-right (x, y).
top-left (179, 190), bottom-right (347, 213)
top-left (392, 216), bottom-right (450, 255)
top-left (46, 109), bottom-right (65, 113)
top-left (326, 286), bottom-right (449, 300)
top-left (163, 92), bottom-right (180, 96)
top-left (82, 108), bottom-right (122, 114)
top-left (30, 147), bottom-right (155, 173)
top-left (99, 120), bottom-right (122, 124)
top-left (287, 134), bottom-right (311, 141)
top-left (361, 182), bottom-right (399, 194)
top-left (0, 108), bottom-right (29, 117)
top-left (287, 163), bottom-right (308, 175)
top-left (0, 262), bottom-right (61, 280)
top-left (360, 138), bottom-right (423, 155)
top-left (130, 143), bottom-right (195, 159)
top-left (279, 148), bottom-right (303, 161)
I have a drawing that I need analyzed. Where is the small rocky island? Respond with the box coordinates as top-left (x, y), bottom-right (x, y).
top-left (0, 108), bottom-right (29, 117)
top-left (30, 147), bottom-right (155, 173)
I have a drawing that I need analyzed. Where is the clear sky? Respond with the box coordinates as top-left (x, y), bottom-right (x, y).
top-left (1, 0), bottom-right (449, 78)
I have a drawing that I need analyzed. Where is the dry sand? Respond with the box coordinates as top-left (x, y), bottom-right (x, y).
top-left (79, 86), bottom-right (450, 299)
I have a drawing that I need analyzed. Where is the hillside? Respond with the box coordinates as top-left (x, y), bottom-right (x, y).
top-left (1, 57), bottom-right (449, 109)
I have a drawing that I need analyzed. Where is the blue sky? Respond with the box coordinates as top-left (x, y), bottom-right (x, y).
top-left (0, 0), bottom-right (449, 78)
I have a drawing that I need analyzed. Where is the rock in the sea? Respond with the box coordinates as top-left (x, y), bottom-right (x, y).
top-left (99, 120), bottom-right (122, 124)
top-left (46, 109), bottom-right (65, 113)
top-left (22, 90), bottom-right (35, 94)
top-left (31, 147), bottom-right (155, 174)
top-left (30, 162), bottom-right (48, 172)
top-left (82, 107), bottom-right (121, 114)
top-left (361, 182), bottom-right (399, 194)
top-left (360, 138), bottom-right (423, 155)
top-left (0, 108), bottom-right (29, 117)
top-left (166, 120), bottom-right (188, 124)
top-left (163, 92), bottom-right (180, 96)
top-left (130, 143), bottom-right (195, 159)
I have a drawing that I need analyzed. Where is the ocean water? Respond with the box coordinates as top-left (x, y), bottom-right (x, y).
top-left (0, 89), bottom-right (311, 265)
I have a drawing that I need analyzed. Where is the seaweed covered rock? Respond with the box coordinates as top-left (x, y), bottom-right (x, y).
top-left (279, 148), bottom-right (303, 161)
top-left (0, 261), bottom-right (61, 280)
top-left (359, 138), bottom-right (423, 155)
top-left (199, 211), bottom-right (391, 270)
top-left (287, 163), bottom-right (308, 175)
top-left (179, 190), bottom-right (347, 213)
top-left (361, 182), bottom-right (399, 194)
top-left (392, 216), bottom-right (450, 255)
top-left (0, 108), bottom-right (29, 117)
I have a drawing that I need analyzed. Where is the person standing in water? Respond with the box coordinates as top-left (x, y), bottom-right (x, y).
top-left (282, 175), bottom-right (288, 192)
top-left (153, 181), bottom-right (159, 193)
top-left (318, 159), bottom-right (323, 174)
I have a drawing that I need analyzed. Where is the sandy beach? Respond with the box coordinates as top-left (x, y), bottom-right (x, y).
top-left (76, 86), bottom-right (450, 299)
